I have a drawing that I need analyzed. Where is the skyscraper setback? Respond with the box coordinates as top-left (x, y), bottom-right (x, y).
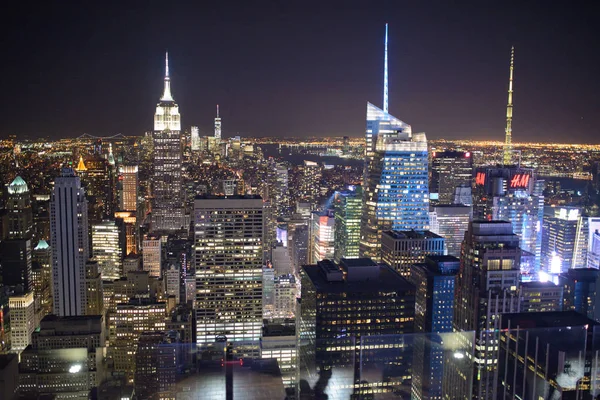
top-left (152, 52), bottom-right (184, 232)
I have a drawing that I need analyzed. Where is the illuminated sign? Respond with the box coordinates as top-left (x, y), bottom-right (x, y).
top-left (465, 152), bottom-right (471, 158)
top-left (510, 173), bottom-right (530, 189)
top-left (475, 172), bottom-right (486, 186)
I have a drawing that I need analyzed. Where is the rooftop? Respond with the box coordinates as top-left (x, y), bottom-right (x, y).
top-left (8, 176), bottom-right (28, 194)
top-left (383, 230), bottom-right (443, 240)
top-left (500, 311), bottom-right (598, 330)
top-left (303, 262), bottom-right (413, 294)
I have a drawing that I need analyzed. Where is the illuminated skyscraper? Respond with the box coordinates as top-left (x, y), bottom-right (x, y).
top-left (453, 221), bottom-right (521, 399)
top-left (50, 168), bottom-right (89, 317)
top-left (8, 291), bottom-right (35, 353)
top-left (473, 166), bottom-right (544, 274)
top-left (380, 230), bottom-right (445, 278)
top-left (91, 220), bottom-right (123, 280)
top-left (152, 52), bottom-right (184, 231)
top-left (194, 196), bottom-right (263, 356)
top-left (142, 234), bottom-right (162, 278)
top-left (6, 176), bottom-right (33, 239)
top-left (333, 186), bottom-right (362, 262)
top-left (309, 209), bottom-right (335, 264)
top-left (360, 26), bottom-right (429, 260)
top-left (214, 104), bottom-right (221, 140)
top-left (118, 165), bottom-right (138, 212)
top-left (430, 204), bottom-right (472, 257)
top-left (430, 151), bottom-right (473, 205)
top-left (542, 207), bottom-right (581, 275)
top-left (190, 125), bottom-right (200, 151)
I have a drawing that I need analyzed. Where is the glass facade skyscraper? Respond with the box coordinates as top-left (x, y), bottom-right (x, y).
top-left (333, 186), bottom-right (362, 262)
top-left (360, 102), bottom-right (429, 260)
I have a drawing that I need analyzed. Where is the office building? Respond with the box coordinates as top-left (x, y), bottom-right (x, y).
top-left (410, 255), bottom-right (459, 334)
top-left (110, 300), bottom-right (167, 380)
top-left (473, 166), bottom-right (544, 273)
top-left (273, 274), bottom-right (296, 319)
top-left (430, 151), bottom-right (473, 205)
top-left (75, 154), bottom-right (112, 222)
top-left (214, 104), bottom-right (221, 140)
top-left (85, 260), bottom-right (104, 316)
top-left (134, 332), bottom-right (177, 400)
top-left (299, 257), bottom-right (415, 398)
top-left (452, 221), bottom-right (521, 399)
top-left (31, 239), bottom-right (52, 319)
top-left (429, 204), bottom-right (472, 257)
top-left (333, 186), bottom-right (362, 262)
top-left (309, 209), bottom-right (335, 264)
top-left (18, 315), bottom-right (105, 399)
top-left (190, 125), bottom-right (200, 151)
top-left (142, 233), bottom-right (162, 278)
top-left (542, 206), bottom-right (580, 275)
top-left (518, 281), bottom-right (563, 312)
top-left (0, 238), bottom-right (32, 292)
top-left (498, 311), bottom-right (599, 399)
top-left (261, 321), bottom-right (297, 389)
top-left (152, 52), bottom-right (184, 231)
top-left (273, 164), bottom-right (290, 219)
top-left (164, 264), bottom-right (180, 304)
top-left (558, 268), bottom-right (600, 322)
top-left (588, 228), bottom-right (600, 269)
top-left (91, 220), bottom-right (123, 280)
top-left (50, 168), bottom-right (89, 317)
top-left (6, 176), bottom-right (33, 239)
top-left (194, 196), bottom-right (263, 356)
top-left (8, 291), bottom-right (35, 353)
top-left (381, 230), bottom-right (445, 277)
top-left (409, 256), bottom-right (460, 400)
top-left (115, 210), bottom-right (138, 256)
top-left (118, 165), bottom-right (138, 212)
top-left (360, 102), bottom-right (429, 260)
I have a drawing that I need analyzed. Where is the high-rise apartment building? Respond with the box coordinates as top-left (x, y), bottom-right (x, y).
top-left (453, 221), bottom-right (521, 399)
top-left (380, 230), bottom-right (445, 277)
top-left (85, 260), bottom-right (104, 316)
top-left (429, 204), bottom-right (472, 257)
top-left (91, 220), bottom-right (123, 280)
top-left (430, 151), bottom-right (473, 205)
top-left (190, 125), bottom-right (200, 151)
top-left (118, 165), bottom-right (138, 212)
top-left (152, 52), bottom-right (184, 231)
top-left (50, 168), bottom-right (89, 317)
top-left (473, 166), bottom-right (544, 273)
top-left (273, 164), bottom-right (290, 219)
top-left (8, 291), bottom-right (35, 353)
top-left (309, 210), bottom-right (335, 264)
top-left (333, 186), bottom-right (362, 262)
top-left (194, 195), bottom-right (263, 356)
top-left (360, 103), bottom-right (429, 260)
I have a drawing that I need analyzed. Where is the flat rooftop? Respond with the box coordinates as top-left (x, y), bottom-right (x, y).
top-left (303, 263), bottom-right (413, 294)
top-left (195, 194), bottom-right (263, 200)
top-left (500, 311), bottom-right (598, 330)
top-left (383, 230), bottom-right (443, 240)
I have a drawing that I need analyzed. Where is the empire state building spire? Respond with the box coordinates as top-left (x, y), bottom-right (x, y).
top-left (160, 52), bottom-right (174, 102)
top-left (503, 47), bottom-right (514, 165)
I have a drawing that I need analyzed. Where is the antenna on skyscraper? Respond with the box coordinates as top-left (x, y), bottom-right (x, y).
top-left (503, 46), bottom-right (514, 166)
top-left (383, 23), bottom-right (389, 113)
top-left (217, 104), bottom-right (219, 118)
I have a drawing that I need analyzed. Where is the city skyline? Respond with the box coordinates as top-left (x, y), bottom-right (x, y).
top-left (1, 2), bottom-right (598, 143)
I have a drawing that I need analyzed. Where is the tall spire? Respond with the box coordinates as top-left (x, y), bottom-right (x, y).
top-left (383, 23), bottom-right (389, 113)
top-left (503, 46), bottom-right (514, 165)
top-left (160, 51), bottom-right (174, 102)
top-left (216, 104), bottom-right (219, 118)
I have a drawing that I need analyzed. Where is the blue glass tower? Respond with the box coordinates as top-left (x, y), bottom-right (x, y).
top-left (359, 25), bottom-right (429, 260)
top-left (360, 103), bottom-right (429, 259)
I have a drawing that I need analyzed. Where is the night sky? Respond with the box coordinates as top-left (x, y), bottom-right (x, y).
top-left (1, 1), bottom-right (598, 143)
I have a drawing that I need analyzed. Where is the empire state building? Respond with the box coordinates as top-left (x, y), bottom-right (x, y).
top-left (151, 52), bottom-right (184, 231)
